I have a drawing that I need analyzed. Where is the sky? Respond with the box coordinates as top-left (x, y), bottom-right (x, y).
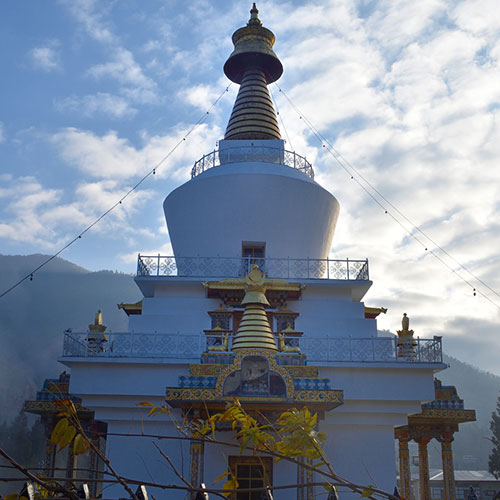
top-left (1, 0), bottom-right (500, 375)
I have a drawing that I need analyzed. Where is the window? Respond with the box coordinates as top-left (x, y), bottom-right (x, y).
top-left (229, 456), bottom-right (273, 500)
top-left (242, 243), bottom-right (265, 274)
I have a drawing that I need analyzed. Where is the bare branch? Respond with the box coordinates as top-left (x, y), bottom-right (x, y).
top-left (0, 447), bottom-right (79, 500)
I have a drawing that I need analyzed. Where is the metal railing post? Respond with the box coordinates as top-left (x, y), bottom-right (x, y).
top-left (327, 257), bottom-right (330, 279)
top-left (418, 337), bottom-right (422, 361)
top-left (346, 257), bottom-right (349, 280)
top-left (307, 257), bottom-right (310, 279)
top-left (157, 254), bottom-right (160, 276)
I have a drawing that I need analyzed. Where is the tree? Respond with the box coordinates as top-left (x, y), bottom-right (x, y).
top-left (0, 399), bottom-right (398, 500)
top-left (489, 392), bottom-right (500, 479)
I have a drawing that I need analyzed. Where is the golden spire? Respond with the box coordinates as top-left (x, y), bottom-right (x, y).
top-left (232, 266), bottom-right (278, 352)
top-left (223, 4), bottom-right (282, 140)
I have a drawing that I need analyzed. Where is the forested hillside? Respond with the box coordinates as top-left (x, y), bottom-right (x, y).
top-left (0, 254), bottom-right (141, 420)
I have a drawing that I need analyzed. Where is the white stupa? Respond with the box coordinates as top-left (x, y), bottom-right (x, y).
top-left (60, 5), bottom-right (451, 500)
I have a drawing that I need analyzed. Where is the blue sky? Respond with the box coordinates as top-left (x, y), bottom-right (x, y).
top-left (1, 0), bottom-right (500, 374)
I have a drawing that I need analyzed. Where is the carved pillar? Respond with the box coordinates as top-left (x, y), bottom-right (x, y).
top-left (297, 457), bottom-right (305, 500)
top-left (416, 437), bottom-right (432, 500)
top-left (190, 441), bottom-right (205, 498)
top-left (306, 457), bottom-right (314, 500)
top-left (397, 429), bottom-right (411, 500)
top-left (439, 432), bottom-right (456, 500)
top-left (88, 436), bottom-right (100, 498)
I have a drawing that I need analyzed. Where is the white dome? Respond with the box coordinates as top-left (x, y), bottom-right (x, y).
top-left (164, 141), bottom-right (339, 261)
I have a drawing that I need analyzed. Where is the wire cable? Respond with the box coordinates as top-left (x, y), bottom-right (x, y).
top-left (0, 84), bottom-right (232, 300)
top-left (274, 83), bottom-right (500, 309)
top-left (270, 87), bottom-right (294, 151)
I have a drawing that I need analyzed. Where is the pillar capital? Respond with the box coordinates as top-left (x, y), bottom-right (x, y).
top-left (395, 426), bottom-right (410, 441)
top-left (414, 434), bottom-right (433, 446)
top-left (437, 429), bottom-right (455, 444)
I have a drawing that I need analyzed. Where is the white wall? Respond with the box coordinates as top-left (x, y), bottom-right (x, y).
top-left (164, 161), bottom-right (340, 261)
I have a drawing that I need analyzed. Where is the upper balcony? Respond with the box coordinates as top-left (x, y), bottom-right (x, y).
top-left (137, 255), bottom-right (369, 281)
top-left (61, 331), bottom-right (444, 366)
top-left (191, 145), bottom-right (314, 179)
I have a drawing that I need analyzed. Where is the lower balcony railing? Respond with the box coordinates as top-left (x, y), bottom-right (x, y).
top-left (137, 255), bottom-right (370, 280)
top-left (62, 332), bottom-right (443, 364)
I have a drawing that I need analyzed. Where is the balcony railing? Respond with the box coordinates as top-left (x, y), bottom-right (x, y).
top-left (62, 332), bottom-right (443, 364)
top-left (191, 146), bottom-right (314, 179)
top-left (137, 255), bottom-right (369, 280)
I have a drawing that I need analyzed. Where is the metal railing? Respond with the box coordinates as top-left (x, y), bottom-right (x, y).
top-left (62, 332), bottom-right (443, 364)
top-left (191, 146), bottom-right (314, 179)
top-left (137, 255), bottom-right (369, 280)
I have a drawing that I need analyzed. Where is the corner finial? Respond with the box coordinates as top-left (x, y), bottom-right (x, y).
top-left (248, 3), bottom-right (262, 26)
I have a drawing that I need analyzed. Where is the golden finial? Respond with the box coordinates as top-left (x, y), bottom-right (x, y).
top-left (232, 266), bottom-right (277, 352)
top-left (223, 4), bottom-right (283, 140)
top-left (248, 3), bottom-right (262, 26)
top-left (224, 5), bottom-right (282, 84)
top-left (89, 309), bottom-right (106, 333)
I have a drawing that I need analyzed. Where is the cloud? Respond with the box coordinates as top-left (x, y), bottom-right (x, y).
top-left (0, 174), bottom-right (157, 252)
top-left (61, 0), bottom-right (116, 45)
top-left (29, 42), bottom-right (61, 72)
top-left (54, 93), bottom-right (137, 119)
top-left (61, 0), bottom-right (160, 109)
top-left (50, 123), bottom-right (222, 180)
top-left (87, 48), bottom-right (158, 104)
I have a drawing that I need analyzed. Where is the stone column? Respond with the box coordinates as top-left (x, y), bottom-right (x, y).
top-left (440, 432), bottom-right (456, 500)
top-left (398, 429), bottom-right (411, 500)
top-left (416, 437), bottom-right (432, 500)
top-left (190, 441), bottom-right (205, 498)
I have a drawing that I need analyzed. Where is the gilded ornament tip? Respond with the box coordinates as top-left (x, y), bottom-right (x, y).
top-left (248, 3), bottom-right (262, 26)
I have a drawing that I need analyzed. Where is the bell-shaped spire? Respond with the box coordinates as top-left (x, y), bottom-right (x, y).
top-left (223, 4), bottom-right (282, 141)
top-left (232, 266), bottom-right (278, 352)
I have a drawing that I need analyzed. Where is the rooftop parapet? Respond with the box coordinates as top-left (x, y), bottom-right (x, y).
top-left (136, 255), bottom-right (369, 280)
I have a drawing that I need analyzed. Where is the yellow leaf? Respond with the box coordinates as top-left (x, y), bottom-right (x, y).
top-left (59, 425), bottom-right (76, 450)
top-left (73, 433), bottom-right (91, 456)
top-left (214, 471), bottom-right (230, 484)
top-left (222, 478), bottom-right (239, 497)
top-left (361, 487), bottom-right (374, 498)
top-left (138, 402), bottom-right (154, 407)
top-left (50, 418), bottom-right (68, 445)
top-left (148, 406), bottom-right (158, 417)
top-left (4, 494), bottom-right (19, 500)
